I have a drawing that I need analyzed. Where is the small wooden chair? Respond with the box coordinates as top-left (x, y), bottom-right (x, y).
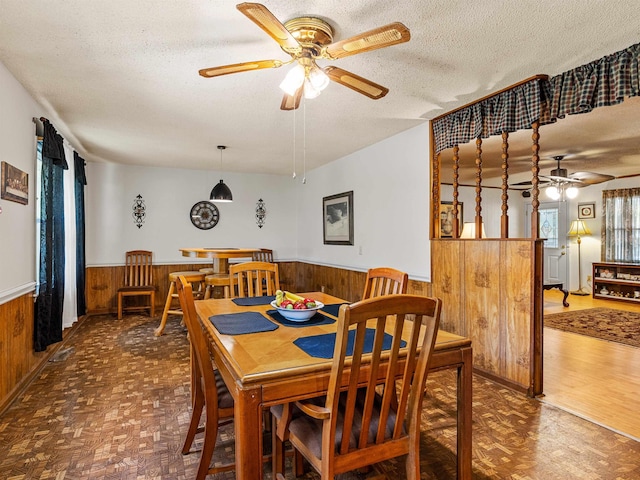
top-left (272, 294), bottom-right (442, 480)
top-left (229, 261), bottom-right (280, 297)
top-left (155, 271), bottom-right (205, 336)
top-left (252, 248), bottom-right (274, 262)
top-left (176, 275), bottom-right (235, 480)
top-left (362, 267), bottom-right (408, 300)
top-left (117, 250), bottom-right (156, 319)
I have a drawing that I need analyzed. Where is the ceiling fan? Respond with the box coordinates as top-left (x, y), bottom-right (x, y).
top-left (198, 2), bottom-right (410, 110)
top-left (514, 155), bottom-right (616, 197)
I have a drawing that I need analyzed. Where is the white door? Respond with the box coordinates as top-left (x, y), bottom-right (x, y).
top-left (526, 202), bottom-right (568, 285)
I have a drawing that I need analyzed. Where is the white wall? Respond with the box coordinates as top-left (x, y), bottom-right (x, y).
top-left (86, 162), bottom-right (299, 265)
top-left (0, 61), bottom-right (41, 302)
top-left (294, 124), bottom-right (432, 282)
top-left (85, 123), bottom-right (433, 282)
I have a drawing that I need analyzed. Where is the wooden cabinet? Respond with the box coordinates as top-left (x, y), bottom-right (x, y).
top-left (592, 262), bottom-right (640, 303)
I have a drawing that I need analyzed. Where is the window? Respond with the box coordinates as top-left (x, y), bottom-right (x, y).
top-left (602, 188), bottom-right (640, 262)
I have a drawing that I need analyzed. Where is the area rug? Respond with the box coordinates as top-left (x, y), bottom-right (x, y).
top-left (544, 307), bottom-right (640, 348)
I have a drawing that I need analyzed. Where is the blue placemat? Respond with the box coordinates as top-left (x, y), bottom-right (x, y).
top-left (320, 303), bottom-right (349, 317)
top-left (293, 328), bottom-right (406, 359)
top-left (266, 309), bottom-right (336, 328)
top-left (209, 311), bottom-right (278, 335)
top-left (232, 296), bottom-right (276, 306)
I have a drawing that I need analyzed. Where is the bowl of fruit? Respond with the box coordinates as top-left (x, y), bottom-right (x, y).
top-left (271, 290), bottom-right (324, 322)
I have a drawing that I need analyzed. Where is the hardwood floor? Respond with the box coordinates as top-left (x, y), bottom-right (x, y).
top-left (542, 290), bottom-right (640, 440)
top-left (0, 309), bottom-right (638, 479)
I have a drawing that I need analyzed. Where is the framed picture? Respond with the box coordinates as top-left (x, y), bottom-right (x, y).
top-left (439, 201), bottom-right (463, 238)
top-left (323, 191), bottom-right (354, 245)
top-left (1, 161), bottom-right (29, 205)
top-left (578, 202), bottom-right (595, 219)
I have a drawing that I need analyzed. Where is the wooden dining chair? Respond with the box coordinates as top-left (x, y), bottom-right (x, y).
top-left (229, 261), bottom-right (280, 297)
top-left (362, 266), bottom-right (408, 300)
top-left (117, 250), bottom-right (156, 319)
top-left (175, 275), bottom-right (235, 480)
top-left (252, 248), bottom-right (274, 262)
top-left (271, 294), bottom-right (442, 480)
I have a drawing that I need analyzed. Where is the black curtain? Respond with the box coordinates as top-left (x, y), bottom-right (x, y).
top-left (34, 120), bottom-right (68, 352)
top-left (74, 151), bottom-right (87, 317)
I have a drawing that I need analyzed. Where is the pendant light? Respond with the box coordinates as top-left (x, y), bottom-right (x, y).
top-left (210, 145), bottom-right (233, 202)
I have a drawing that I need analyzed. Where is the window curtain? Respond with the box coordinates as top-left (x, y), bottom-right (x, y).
top-left (62, 142), bottom-right (77, 329)
top-left (602, 188), bottom-right (640, 263)
top-left (549, 42), bottom-right (639, 119)
top-left (34, 120), bottom-right (68, 352)
top-left (74, 152), bottom-right (87, 317)
top-left (432, 77), bottom-right (552, 154)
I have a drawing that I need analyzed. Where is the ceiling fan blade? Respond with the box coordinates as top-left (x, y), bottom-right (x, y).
top-left (237, 2), bottom-right (302, 54)
top-left (323, 22), bottom-right (410, 60)
top-left (280, 87), bottom-right (302, 110)
top-left (199, 59), bottom-right (283, 78)
top-left (569, 171), bottom-right (616, 185)
top-left (325, 66), bottom-right (389, 99)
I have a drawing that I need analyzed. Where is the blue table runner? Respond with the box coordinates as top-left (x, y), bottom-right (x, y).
top-left (209, 311), bottom-right (278, 335)
top-left (293, 328), bottom-right (406, 359)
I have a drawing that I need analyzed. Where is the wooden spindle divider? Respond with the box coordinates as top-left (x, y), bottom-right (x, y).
top-left (474, 137), bottom-right (483, 238)
top-left (452, 145), bottom-right (460, 238)
top-left (500, 131), bottom-right (509, 238)
top-left (530, 121), bottom-right (541, 239)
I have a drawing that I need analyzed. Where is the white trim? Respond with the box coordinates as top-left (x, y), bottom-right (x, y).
top-left (0, 282), bottom-right (37, 305)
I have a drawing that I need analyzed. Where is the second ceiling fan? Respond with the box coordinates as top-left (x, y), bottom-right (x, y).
top-left (199, 2), bottom-right (410, 110)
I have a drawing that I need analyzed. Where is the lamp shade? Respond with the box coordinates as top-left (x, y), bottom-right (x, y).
top-left (210, 179), bottom-right (233, 202)
top-left (567, 219), bottom-right (591, 237)
top-left (460, 222), bottom-right (487, 238)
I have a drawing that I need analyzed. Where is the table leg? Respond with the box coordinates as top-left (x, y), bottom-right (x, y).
top-left (457, 346), bottom-right (473, 480)
top-left (561, 288), bottom-right (570, 307)
top-left (234, 385), bottom-right (264, 480)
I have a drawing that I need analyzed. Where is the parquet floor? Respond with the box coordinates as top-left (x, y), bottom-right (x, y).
top-left (0, 311), bottom-right (639, 479)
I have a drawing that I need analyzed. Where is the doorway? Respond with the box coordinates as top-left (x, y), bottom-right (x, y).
top-left (526, 201), bottom-right (569, 286)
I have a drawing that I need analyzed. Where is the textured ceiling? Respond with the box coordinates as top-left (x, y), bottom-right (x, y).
top-left (0, 0), bottom-right (638, 179)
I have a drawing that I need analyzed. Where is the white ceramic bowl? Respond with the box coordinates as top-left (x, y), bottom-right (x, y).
top-left (270, 300), bottom-right (324, 322)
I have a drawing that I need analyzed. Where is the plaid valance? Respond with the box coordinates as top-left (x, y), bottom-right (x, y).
top-left (549, 42), bottom-right (640, 119)
top-left (432, 42), bottom-right (640, 155)
top-left (432, 78), bottom-right (551, 154)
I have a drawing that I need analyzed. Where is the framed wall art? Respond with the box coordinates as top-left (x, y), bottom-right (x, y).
top-left (439, 201), bottom-right (463, 238)
top-left (1, 161), bottom-right (29, 205)
top-left (578, 202), bottom-right (596, 219)
top-left (323, 191), bottom-right (353, 245)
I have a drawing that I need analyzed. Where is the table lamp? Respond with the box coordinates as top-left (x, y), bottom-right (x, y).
top-left (567, 219), bottom-right (592, 295)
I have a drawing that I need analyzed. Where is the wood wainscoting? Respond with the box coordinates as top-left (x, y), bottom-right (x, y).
top-left (431, 238), bottom-right (544, 396)
top-left (86, 261), bottom-right (432, 315)
top-left (0, 291), bottom-right (50, 414)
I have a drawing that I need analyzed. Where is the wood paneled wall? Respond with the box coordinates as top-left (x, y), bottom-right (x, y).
top-left (0, 291), bottom-right (49, 414)
top-left (431, 238), bottom-right (543, 396)
top-left (86, 261), bottom-right (431, 315)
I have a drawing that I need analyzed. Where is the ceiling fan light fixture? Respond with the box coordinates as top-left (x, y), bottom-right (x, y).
top-left (565, 186), bottom-right (579, 199)
top-left (279, 64), bottom-right (305, 96)
top-left (308, 65), bottom-right (329, 91)
top-left (303, 78), bottom-right (322, 99)
top-left (546, 185), bottom-right (561, 200)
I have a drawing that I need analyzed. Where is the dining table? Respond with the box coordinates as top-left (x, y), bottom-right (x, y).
top-left (179, 247), bottom-right (261, 274)
top-left (195, 291), bottom-right (473, 480)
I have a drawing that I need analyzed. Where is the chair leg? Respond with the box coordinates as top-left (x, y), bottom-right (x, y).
top-left (149, 291), bottom-right (155, 317)
top-left (155, 281), bottom-right (176, 336)
top-left (117, 293), bottom-right (123, 320)
top-left (182, 382), bottom-right (205, 454)
top-left (196, 402), bottom-right (220, 480)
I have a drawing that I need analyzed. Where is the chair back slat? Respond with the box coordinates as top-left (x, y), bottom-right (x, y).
top-left (327, 295), bottom-right (441, 456)
top-left (229, 261), bottom-right (280, 298)
top-left (252, 248), bottom-right (274, 263)
top-left (124, 250), bottom-right (153, 287)
top-left (362, 267), bottom-right (408, 300)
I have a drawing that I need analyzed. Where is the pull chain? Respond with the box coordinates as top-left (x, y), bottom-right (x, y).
top-left (302, 95), bottom-right (307, 184)
top-left (292, 98), bottom-right (296, 179)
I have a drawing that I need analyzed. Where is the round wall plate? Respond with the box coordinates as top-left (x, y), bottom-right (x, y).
top-left (190, 201), bottom-right (220, 230)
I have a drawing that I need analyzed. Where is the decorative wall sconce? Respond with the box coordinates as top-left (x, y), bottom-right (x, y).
top-left (256, 198), bottom-right (266, 228)
top-left (132, 194), bottom-right (146, 228)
